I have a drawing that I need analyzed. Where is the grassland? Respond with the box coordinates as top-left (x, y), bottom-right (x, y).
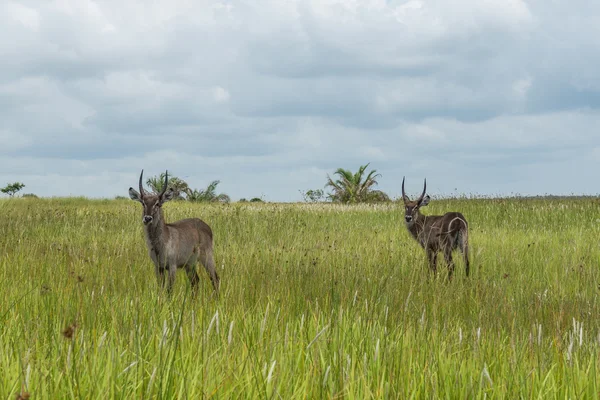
top-left (1, 197), bottom-right (599, 398)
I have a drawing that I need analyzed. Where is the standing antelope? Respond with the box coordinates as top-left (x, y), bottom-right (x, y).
top-left (401, 177), bottom-right (470, 279)
top-left (128, 170), bottom-right (220, 295)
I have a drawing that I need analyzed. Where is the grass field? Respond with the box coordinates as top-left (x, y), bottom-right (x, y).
top-left (1, 197), bottom-right (599, 398)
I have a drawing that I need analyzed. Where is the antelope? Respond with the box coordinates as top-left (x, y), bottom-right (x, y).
top-left (401, 177), bottom-right (470, 279)
top-left (128, 170), bottom-right (220, 295)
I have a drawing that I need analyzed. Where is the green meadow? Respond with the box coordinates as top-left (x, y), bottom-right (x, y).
top-left (1, 197), bottom-right (599, 398)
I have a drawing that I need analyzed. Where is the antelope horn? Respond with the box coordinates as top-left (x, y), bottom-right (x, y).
top-left (417, 178), bottom-right (427, 203)
top-left (138, 169), bottom-right (146, 198)
top-left (401, 176), bottom-right (407, 201)
top-left (159, 170), bottom-right (169, 198)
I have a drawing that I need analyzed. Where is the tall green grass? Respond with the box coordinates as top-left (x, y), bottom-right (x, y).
top-left (1, 197), bottom-right (599, 398)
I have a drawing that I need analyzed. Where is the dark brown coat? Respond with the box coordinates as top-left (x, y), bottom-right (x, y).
top-left (129, 170), bottom-right (220, 295)
top-left (402, 177), bottom-right (470, 279)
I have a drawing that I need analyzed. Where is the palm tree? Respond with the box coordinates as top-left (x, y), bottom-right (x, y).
top-left (326, 163), bottom-right (385, 203)
top-left (185, 180), bottom-right (230, 203)
top-left (146, 173), bottom-right (189, 200)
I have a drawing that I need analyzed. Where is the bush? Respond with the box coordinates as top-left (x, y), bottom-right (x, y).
top-left (301, 189), bottom-right (325, 203)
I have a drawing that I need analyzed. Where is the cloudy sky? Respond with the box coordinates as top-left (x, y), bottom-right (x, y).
top-left (1, 0), bottom-right (599, 201)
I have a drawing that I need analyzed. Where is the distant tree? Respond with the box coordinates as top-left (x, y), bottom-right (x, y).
top-left (22, 193), bottom-right (38, 198)
top-left (250, 197), bottom-right (264, 203)
top-left (1, 182), bottom-right (25, 197)
top-left (326, 163), bottom-right (385, 203)
top-left (366, 190), bottom-right (391, 203)
top-left (146, 173), bottom-right (189, 200)
top-left (301, 189), bottom-right (325, 203)
top-left (239, 198), bottom-right (248, 203)
top-left (185, 180), bottom-right (230, 203)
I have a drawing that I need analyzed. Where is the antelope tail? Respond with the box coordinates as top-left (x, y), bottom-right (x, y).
top-left (437, 217), bottom-right (468, 236)
top-left (444, 217), bottom-right (470, 275)
top-left (440, 217), bottom-right (469, 255)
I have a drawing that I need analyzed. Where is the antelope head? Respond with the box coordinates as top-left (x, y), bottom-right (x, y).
top-left (401, 177), bottom-right (430, 227)
top-left (129, 170), bottom-right (174, 225)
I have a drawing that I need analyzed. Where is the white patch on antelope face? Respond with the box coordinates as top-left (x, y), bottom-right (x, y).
top-left (404, 204), bottom-right (418, 226)
top-left (141, 197), bottom-right (161, 225)
top-left (403, 195), bottom-right (430, 227)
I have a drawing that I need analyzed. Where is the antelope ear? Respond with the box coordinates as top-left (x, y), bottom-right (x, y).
top-left (419, 195), bottom-right (431, 207)
top-left (129, 188), bottom-right (142, 202)
top-left (160, 188), bottom-right (175, 203)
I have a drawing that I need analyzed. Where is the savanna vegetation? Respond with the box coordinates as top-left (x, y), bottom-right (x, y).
top-left (1, 182), bottom-right (25, 197)
top-left (145, 172), bottom-right (231, 204)
top-left (1, 196), bottom-right (599, 398)
top-left (1, 163), bottom-right (390, 204)
top-left (325, 163), bottom-right (390, 203)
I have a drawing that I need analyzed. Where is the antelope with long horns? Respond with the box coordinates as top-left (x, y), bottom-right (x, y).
top-left (129, 170), bottom-right (220, 295)
top-left (401, 177), bottom-right (470, 279)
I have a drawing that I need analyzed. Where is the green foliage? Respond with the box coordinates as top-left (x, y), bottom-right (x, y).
top-left (146, 174), bottom-right (230, 203)
top-left (301, 189), bottom-right (325, 203)
top-left (366, 189), bottom-right (391, 203)
top-left (22, 193), bottom-right (38, 198)
top-left (1, 182), bottom-right (25, 197)
top-left (239, 197), bottom-right (263, 203)
top-left (1, 197), bottom-right (599, 397)
top-left (185, 180), bottom-right (230, 203)
top-left (326, 163), bottom-right (388, 203)
top-left (146, 173), bottom-right (189, 200)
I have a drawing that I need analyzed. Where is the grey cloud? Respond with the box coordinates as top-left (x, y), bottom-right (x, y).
top-left (1, 0), bottom-right (599, 200)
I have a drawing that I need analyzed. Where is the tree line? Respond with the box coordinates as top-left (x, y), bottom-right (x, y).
top-left (2, 163), bottom-right (391, 203)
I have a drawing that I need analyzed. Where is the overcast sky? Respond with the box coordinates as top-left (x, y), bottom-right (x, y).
top-left (1, 0), bottom-right (599, 201)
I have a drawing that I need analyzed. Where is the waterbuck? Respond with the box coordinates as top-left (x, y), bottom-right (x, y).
top-left (401, 177), bottom-right (470, 279)
top-left (128, 170), bottom-right (220, 295)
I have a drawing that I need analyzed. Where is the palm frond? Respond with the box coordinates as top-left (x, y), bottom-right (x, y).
top-left (325, 163), bottom-right (386, 203)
